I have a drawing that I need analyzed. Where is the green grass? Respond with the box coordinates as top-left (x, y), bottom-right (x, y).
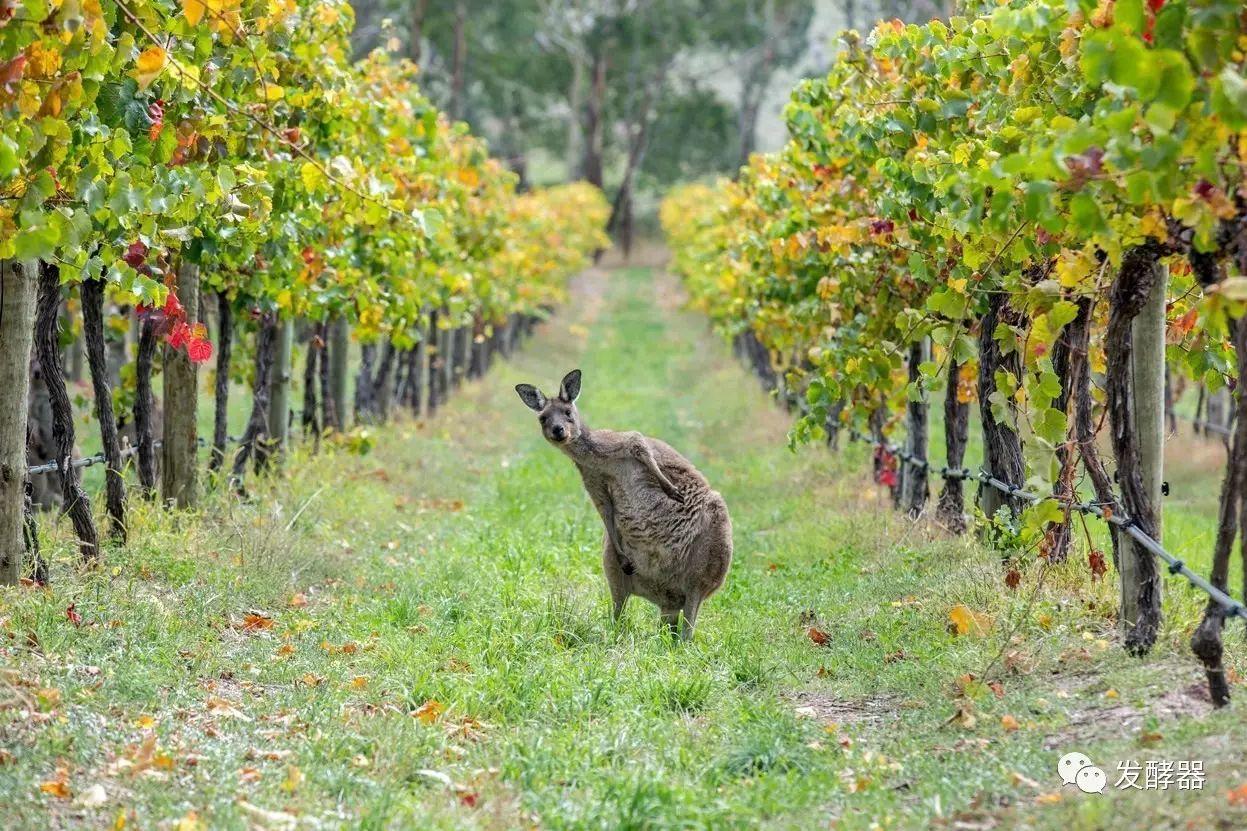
top-left (3, 266), bottom-right (1246, 830)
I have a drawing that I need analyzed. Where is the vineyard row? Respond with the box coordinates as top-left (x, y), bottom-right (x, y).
top-left (662, 0), bottom-right (1247, 705)
top-left (1, 1), bottom-right (610, 585)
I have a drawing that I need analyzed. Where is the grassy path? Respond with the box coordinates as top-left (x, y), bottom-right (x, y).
top-left (3, 267), bottom-right (1246, 830)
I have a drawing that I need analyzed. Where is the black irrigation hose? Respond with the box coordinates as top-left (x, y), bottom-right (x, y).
top-left (28, 436), bottom-right (244, 477)
top-left (854, 430), bottom-right (1247, 622)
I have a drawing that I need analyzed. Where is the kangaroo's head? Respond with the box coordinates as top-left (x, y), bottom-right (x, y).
top-left (515, 369), bottom-right (582, 446)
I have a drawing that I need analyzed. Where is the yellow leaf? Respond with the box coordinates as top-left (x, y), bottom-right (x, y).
top-left (174, 810), bottom-right (204, 831)
top-left (350, 675), bottom-right (369, 690)
top-left (948, 604), bottom-right (991, 636)
top-left (40, 779), bottom-right (71, 799)
top-left (134, 46), bottom-right (167, 90)
top-left (1001, 714), bottom-right (1020, 731)
top-left (263, 84), bottom-right (284, 102)
top-left (299, 162), bottom-right (324, 192)
top-left (281, 764), bottom-right (303, 793)
top-left (413, 699), bottom-right (444, 724)
top-left (182, 0), bottom-right (206, 25)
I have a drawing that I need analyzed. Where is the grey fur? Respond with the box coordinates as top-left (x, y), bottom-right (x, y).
top-left (516, 369), bottom-right (732, 639)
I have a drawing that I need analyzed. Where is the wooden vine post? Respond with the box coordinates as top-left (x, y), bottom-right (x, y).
top-left (329, 315), bottom-right (349, 430)
top-left (1105, 245), bottom-right (1166, 654)
top-left (902, 338), bottom-right (930, 517)
top-left (268, 317), bottom-right (294, 451)
top-left (0, 261), bottom-right (37, 585)
top-left (162, 263), bottom-right (200, 508)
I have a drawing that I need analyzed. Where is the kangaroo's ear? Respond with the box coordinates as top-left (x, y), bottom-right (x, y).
top-left (559, 369), bottom-right (582, 403)
top-left (515, 384), bottom-right (547, 412)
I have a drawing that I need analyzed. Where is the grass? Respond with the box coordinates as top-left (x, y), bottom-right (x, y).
top-left (2, 266), bottom-right (1246, 830)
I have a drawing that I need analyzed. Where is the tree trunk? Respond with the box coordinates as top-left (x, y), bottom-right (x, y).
top-left (449, 1), bottom-right (467, 121)
top-left (328, 315), bottom-right (348, 431)
top-left (582, 47), bottom-right (606, 189)
top-left (161, 263), bottom-right (199, 509)
top-left (210, 292), bottom-right (232, 472)
top-left (35, 263), bottom-right (98, 563)
top-left (413, 329), bottom-right (427, 417)
top-left (408, 0), bottom-right (427, 64)
top-left (80, 276), bottom-right (126, 540)
top-left (1046, 311), bottom-right (1078, 562)
top-left (319, 321), bottom-right (336, 433)
top-left (232, 314), bottom-right (278, 482)
top-left (1067, 296), bottom-right (1122, 570)
top-left (977, 293), bottom-right (1025, 521)
top-left (426, 313), bottom-right (441, 414)
top-left (134, 314), bottom-right (159, 496)
top-left (440, 323), bottom-right (454, 398)
top-left (22, 479), bottom-right (46, 584)
top-left (375, 342), bottom-right (397, 423)
top-left (1190, 314), bottom-right (1247, 707)
top-left (902, 339), bottom-right (930, 517)
top-left (936, 358), bottom-right (970, 533)
top-left (355, 343), bottom-right (375, 424)
top-left (0, 261), bottom-right (36, 585)
top-left (302, 327), bottom-right (320, 443)
top-left (267, 317), bottom-right (294, 452)
top-left (1105, 245), bottom-right (1166, 655)
top-left (566, 54), bottom-right (586, 179)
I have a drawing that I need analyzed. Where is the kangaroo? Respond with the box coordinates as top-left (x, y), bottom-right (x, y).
top-left (515, 369), bottom-right (732, 639)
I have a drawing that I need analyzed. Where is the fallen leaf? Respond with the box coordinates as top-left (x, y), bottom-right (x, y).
top-left (1035, 792), bottom-right (1063, 805)
top-left (1004, 568), bottom-right (1021, 590)
top-left (350, 676), bottom-right (369, 690)
top-left (66, 604), bottom-right (82, 626)
top-left (1228, 783), bottom-right (1247, 806)
top-left (241, 612), bottom-right (274, 632)
top-left (1001, 714), bottom-right (1020, 731)
top-left (39, 779), bottom-right (71, 799)
top-left (281, 765), bottom-right (302, 793)
top-left (948, 604), bottom-right (992, 636)
top-left (413, 699), bottom-right (444, 724)
top-left (807, 627), bottom-right (830, 646)
top-left (299, 673), bottom-right (325, 687)
top-left (287, 593), bottom-right (308, 608)
top-left (458, 791), bottom-right (479, 808)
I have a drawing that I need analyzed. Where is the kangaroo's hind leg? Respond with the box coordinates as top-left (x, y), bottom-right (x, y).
top-left (602, 536), bottom-right (631, 623)
top-left (679, 595), bottom-right (703, 641)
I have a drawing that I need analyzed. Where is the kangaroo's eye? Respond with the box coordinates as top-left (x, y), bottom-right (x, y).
top-left (539, 415), bottom-right (548, 425)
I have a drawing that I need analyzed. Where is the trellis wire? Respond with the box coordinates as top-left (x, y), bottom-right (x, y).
top-left (28, 436), bottom-right (243, 476)
top-left (856, 430), bottom-right (1247, 622)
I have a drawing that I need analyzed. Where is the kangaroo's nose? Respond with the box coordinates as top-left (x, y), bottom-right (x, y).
top-left (552, 425), bottom-right (567, 441)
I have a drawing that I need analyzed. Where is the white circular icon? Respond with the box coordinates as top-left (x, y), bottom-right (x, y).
top-left (1058, 751), bottom-right (1093, 786)
top-left (1076, 765), bottom-right (1107, 794)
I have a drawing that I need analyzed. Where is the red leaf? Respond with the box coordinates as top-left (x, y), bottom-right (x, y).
top-left (458, 792), bottom-right (479, 808)
top-left (1004, 568), bottom-right (1021, 590)
top-left (147, 99), bottom-right (165, 142)
top-left (187, 337), bottom-right (213, 364)
top-left (163, 291), bottom-right (184, 320)
top-left (1088, 549), bottom-right (1107, 580)
top-left (879, 468), bottom-right (898, 488)
top-left (123, 241), bottom-right (149, 269)
top-left (0, 54), bottom-right (26, 94)
top-left (168, 321), bottom-right (190, 349)
top-left (807, 626), bottom-right (830, 646)
top-left (65, 604), bottom-right (82, 627)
